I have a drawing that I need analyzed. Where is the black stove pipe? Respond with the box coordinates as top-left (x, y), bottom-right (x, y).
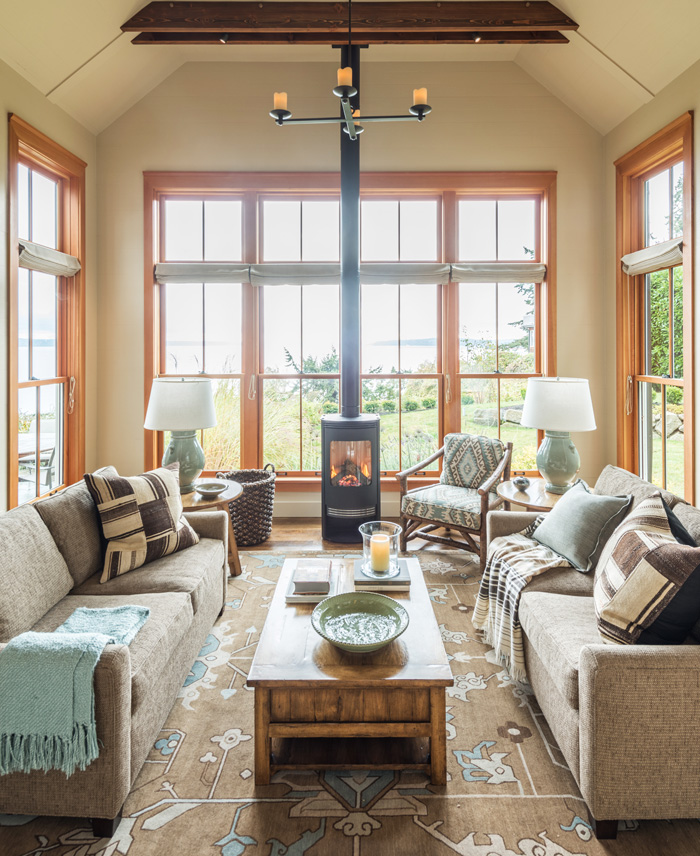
top-left (339, 44), bottom-right (361, 418)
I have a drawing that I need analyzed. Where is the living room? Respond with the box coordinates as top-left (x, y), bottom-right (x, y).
top-left (1, 1), bottom-right (700, 853)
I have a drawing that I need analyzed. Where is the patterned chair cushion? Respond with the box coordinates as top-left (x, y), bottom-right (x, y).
top-left (439, 433), bottom-right (505, 490)
top-left (402, 484), bottom-right (488, 530)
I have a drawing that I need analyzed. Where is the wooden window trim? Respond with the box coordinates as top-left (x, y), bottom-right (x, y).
top-left (144, 171), bottom-right (556, 481)
top-left (8, 115), bottom-right (87, 507)
top-left (615, 112), bottom-right (694, 502)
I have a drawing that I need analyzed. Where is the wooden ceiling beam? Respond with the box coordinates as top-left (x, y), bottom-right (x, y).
top-left (122, 2), bottom-right (578, 35)
top-left (131, 30), bottom-right (570, 46)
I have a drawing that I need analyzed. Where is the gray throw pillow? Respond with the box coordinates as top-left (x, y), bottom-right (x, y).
top-left (532, 481), bottom-right (632, 572)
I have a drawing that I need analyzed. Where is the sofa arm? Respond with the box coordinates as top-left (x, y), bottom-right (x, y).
top-left (486, 510), bottom-right (540, 545)
top-left (579, 643), bottom-right (700, 821)
top-left (0, 642), bottom-right (132, 820)
top-left (184, 510), bottom-right (229, 554)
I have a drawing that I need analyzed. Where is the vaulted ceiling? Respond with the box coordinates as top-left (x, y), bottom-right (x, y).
top-left (1, 0), bottom-right (699, 136)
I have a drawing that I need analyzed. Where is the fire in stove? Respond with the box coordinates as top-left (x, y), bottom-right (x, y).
top-left (329, 441), bottom-right (372, 487)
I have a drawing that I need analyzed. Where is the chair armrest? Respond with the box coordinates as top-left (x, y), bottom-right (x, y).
top-left (578, 643), bottom-right (700, 819)
top-left (184, 510), bottom-right (229, 554)
top-left (486, 510), bottom-right (540, 544)
top-left (396, 447), bottom-right (444, 493)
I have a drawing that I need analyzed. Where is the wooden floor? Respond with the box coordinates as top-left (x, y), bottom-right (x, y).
top-left (246, 518), bottom-right (464, 555)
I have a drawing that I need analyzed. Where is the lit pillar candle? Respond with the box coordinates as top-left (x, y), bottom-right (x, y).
top-left (370, 533), bottom-right (390, 572)
top-left (273, 92), bottom-right (288, 111)
top-left (413, 87), bottom-right (428, 106)
top-left (337, 67), bottom-right (353, 87)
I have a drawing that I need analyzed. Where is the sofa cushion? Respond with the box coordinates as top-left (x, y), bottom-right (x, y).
top-left (439, 433), bottom-right (505, 490)
top-left (73, 537), bottom-right (225, 614)
top-left (31, 592), bottom-right (193, 711)
top-left (594, 494), bottom-right (700, 645)
top-left (518, 566), bottom-right (594, 597)
top-left (85, 464), bottom-right (199, 583)
top-left (403, 484), bottom-right (487, 529)
top-left (0, 505), bottom-right (74, 642)
top-left (532, 481), bottom-right (632, 572)
top-left (34, 469), bottom-right (117, 587)
top-left (594, 464), bottom-right (685, 509)
top-left (519, 592), bottom-right (601, 709)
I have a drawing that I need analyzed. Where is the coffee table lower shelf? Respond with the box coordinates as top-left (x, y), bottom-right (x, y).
top-left (254, 686), bottom-right (447, 785)
top-left (269, 736), bottom-right (432, 774)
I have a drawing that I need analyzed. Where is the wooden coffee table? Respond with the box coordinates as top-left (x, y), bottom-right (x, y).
top-left (248, 556), bottom-right (452, 785)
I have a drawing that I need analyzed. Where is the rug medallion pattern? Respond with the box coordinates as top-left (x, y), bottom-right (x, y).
top-left (2, 550), bottom-right (698, 855)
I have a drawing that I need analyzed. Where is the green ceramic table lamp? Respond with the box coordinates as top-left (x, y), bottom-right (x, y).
top-left (144, 377), bottom-right (216, 493)
top-left (520, 377), bottom-right (596, 494)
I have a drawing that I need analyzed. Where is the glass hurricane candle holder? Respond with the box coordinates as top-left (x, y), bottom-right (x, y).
top-left (358, 521), bottom-right (402, 579)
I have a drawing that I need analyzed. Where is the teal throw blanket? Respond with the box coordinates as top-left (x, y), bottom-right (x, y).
top-left (0, 605), bottom-right (149, 777)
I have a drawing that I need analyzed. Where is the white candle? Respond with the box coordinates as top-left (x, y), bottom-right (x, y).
top-left (370, 533), bottom-right (391, 572)
top-left (337, 67), bottom-right (353, 87)
top-left (413, 87), bottom-right (428, 107)
top-left (273, 91), bottom-right (287, 111)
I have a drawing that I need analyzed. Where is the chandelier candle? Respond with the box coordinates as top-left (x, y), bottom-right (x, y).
top-left (273, 91), bottom-right (287, 111)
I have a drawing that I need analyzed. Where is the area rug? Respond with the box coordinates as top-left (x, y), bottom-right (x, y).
top-left (2, 550), bottom-right (700, 856)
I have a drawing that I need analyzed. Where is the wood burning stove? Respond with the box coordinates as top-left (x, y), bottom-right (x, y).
top-left (321, 413), bottom-right (380, 542)
top-left (320, 43), bottom-right (381, 543)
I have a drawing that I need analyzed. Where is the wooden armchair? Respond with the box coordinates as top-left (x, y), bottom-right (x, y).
top-left (396, 434), bottom-right (513, 571)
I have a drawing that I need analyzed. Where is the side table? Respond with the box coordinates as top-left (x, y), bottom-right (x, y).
top-left (496, 477), bottom-right (563, 513)
top-left (182, 480), bottom-right (243, 576)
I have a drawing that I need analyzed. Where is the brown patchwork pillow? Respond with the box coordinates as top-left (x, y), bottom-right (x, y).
top-left (84, 464), bottom-right (199, 583)
top-left (594, 493), bottom-right (700, 645)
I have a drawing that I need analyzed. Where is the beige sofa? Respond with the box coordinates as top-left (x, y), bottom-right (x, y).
top-left (487, 465), bottom-right (700, 839)
top-left (0, 478), bottom-right (229, 838)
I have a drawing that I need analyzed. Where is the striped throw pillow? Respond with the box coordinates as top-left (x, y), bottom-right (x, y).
top-left (85, 464), bottom-right (199, 583)
top-left (594, 493), bottom-right (700, 645)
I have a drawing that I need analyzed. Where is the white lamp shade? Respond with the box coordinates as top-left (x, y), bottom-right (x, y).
top-left (144, 378), bottom-right (217, 431)
top-left (521, 377), bottom-right (596, 432)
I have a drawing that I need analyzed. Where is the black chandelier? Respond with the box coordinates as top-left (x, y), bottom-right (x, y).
top-left (268, 0), bottom-right (432, 140)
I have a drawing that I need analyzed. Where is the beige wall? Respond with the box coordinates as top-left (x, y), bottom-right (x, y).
top-left (0, 58), bottom-right (97, 512)
top-left (603, 57), bottom-right (700, 501)
top-left (96, 59), bottom-right (607, 515)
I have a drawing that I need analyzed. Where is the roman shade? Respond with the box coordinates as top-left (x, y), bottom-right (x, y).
top-left (621, 237), bottom-right (683, 276)
top-left (249, 264), bottom-right (340, 286)
top-left (18, 241), bottom-right (81, 278)
top-left (451, 263), bottom-right (546, 283)
top-left (154, 263), bottom-right (250, 283)
top-left (360, 263), bottom-right (450, 285)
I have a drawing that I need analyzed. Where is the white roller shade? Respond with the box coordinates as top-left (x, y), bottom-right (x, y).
top-left (451, 263), bottom-right (546, 283)
top-left (621, 237), bottom-right (683, 276)
top-left (250, 264), bottom-right (340, 286)
top-left (18, 241), bottom-right (81, 277)
top-left (360, 263), bottom-right (450, 285)
top-left (154, 263), bottom-right (250, 283)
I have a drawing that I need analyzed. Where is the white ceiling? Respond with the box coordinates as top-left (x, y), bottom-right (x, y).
top-left (0, 0), bottom-right (698, 135)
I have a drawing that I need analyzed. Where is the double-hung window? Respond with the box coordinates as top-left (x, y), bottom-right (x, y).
top-left (616, 114), bottom-right (694, 500)
top-left (8, 116), bottom-right (86, 507)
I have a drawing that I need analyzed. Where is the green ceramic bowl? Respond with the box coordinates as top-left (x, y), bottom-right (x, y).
top-left (194, 480), bottom-right (227, 497)
top-left (311, 591), bottom-right (409, 653)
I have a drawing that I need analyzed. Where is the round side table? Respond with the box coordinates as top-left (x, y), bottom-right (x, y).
top-left (496, 477), bottom-right (563, 513)
top-left (182, 480), bottom-right (243, 576)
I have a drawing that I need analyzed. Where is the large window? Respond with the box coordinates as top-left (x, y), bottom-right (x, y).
top-left (616, 114), bottom-right (694, 501)
top-left (8, 116), bottom-right (86, 507)
top-left (457, 198), bottom-right (541, 472)
top-left (145, 173), bottom-right (556, 487)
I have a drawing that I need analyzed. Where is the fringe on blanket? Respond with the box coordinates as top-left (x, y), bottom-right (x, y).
top-left (0, 721), bottom-right (99, 776)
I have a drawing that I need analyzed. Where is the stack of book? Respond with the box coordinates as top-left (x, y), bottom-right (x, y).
top-left (354, 559), bottom-right (411, 592)
top-left (285, 558), bottom-right (337, 603)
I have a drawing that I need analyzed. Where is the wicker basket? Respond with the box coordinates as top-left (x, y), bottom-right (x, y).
top-left (217, 464), bottom-right (276, 547)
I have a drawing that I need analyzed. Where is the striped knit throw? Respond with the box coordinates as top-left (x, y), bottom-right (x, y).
top-left (0, 606), bottom-right (149, 777)
top-left (472, 519), bottom-right (570, 682)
